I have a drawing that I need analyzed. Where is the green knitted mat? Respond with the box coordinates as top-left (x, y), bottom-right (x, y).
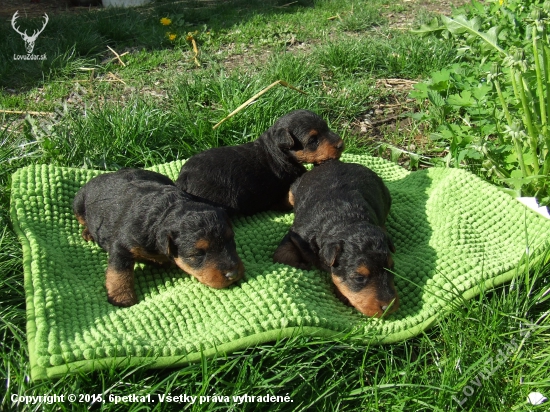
top-left (10, 154), bottom-right (550, 380)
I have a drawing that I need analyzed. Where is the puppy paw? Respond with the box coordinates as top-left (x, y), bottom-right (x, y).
top-left (295, 261), bottom-right (312, 270)
top-left (273, 242), bottom-right (310, 270)
top-left (81, 228), bottom-right (94, 242)
top-left (107, 289), bottom-right (138, 307)
top-left (105, 266), bottom-right (137, 307)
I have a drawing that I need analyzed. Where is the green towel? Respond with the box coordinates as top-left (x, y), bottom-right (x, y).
top-left (10, 154), bottom-right (550, 381)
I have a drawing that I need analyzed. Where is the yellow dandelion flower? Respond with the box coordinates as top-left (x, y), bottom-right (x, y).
top-left (160, 17), bottom-right (172, 26)
top-left (167, 33), bottom-right (177, 41)
top-left (499, 0), bottom-right (504, 5)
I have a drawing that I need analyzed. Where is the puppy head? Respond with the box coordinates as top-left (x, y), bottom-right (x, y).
top-left (320, 226), bottom-right (398, 317)
top-left (159, 206), bottom-right (244, 289)
top-left (265, 110), bottom-right (345, 165)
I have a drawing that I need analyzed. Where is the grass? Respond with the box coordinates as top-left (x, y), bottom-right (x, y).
top-left (1, 0), bottom-right (549, 410)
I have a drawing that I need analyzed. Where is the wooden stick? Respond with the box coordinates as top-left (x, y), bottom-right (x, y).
top-left (191, 37), bottom-right (200, 67)
top-left (377, 78), bottom-right (418, 85)
top-left (107, 72), bottom-right (127, 85)
top-left (107, 45), bottom-right (126, 67)
top-left (106, 51), bottom-right (129, 65)
top-left (364, 115), bottom-right (403, 127)
top-left (275, 1), bottom-right (298, 8)
top-left (186, 33), bottom-right (201, 67)
top-left (212, 80), bottom-right (307, 130)
top-left (0, 109), bottom-right (54, 116)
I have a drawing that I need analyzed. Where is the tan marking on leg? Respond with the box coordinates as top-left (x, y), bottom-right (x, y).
top-left (75, 212), bottom-right (94, 242)
top-left (105, 265), bottom-right (137, 307)
top-left (75, 213), bottom-right (86, 226)
top-left (270, 194), bottom-right (293, 212)
top-left (288, 190), bottom-right (295, 207)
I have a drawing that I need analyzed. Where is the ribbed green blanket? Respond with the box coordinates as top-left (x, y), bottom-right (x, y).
top-left (10, 154), bottom-right (550, 380)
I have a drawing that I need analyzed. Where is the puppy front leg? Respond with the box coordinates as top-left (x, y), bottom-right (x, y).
top-left (105, 245), bottom-right (138, 307)
top-left (271, 179), bottom-right (300, 211)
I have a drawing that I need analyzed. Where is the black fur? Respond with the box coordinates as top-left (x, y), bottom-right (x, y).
top-left (73, 168), bottom-right (244, 307)
top-left (273, 160), bottom-right (398, 317)
top-left (175, 110), bottom-right (344, 215)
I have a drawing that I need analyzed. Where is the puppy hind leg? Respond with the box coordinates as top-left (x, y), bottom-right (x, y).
top-left (81, 227), bottom-right (94, 242)
top-left (75, 216), bottom-right (94, 242)
top-left (273, 232), bottom-right (310, 270)
top-left (270, 192), bottom-right (294, 212)
top-left (73, 189), bottom-right (95, 242)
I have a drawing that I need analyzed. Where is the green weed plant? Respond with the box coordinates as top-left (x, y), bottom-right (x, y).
top-left (412, 0), bottom-right (550, 206)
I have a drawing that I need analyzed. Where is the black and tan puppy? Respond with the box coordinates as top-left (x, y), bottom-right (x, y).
top-left (273, 160), bottom-right (398, 317)
top-left (175, 110), bottom-right (345, 215)
top-left (73, 168), bottom-right (244, 307)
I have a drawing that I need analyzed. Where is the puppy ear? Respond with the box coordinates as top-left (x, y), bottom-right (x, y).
top-left (386, 254), bottom-right (395, 270)
top-left (386, 233), bottom-right (396, 253)
top-left (158, 231), bottom-right (177, 257)
top-left (320, 240), bottom-right (343, 268)
top-left (381, 225), bottom-right (396, 253)
top-left (267, 127), bottom-right (294, 150)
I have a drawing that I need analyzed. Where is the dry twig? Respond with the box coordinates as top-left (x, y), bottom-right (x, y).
top-left (327, 14), bottom-right (343, 21)
top-left (106, 45), bottom-right (127, 66)
top-left (275, 1), bottom-right (298, 8)
top-left (212, 80), bottom-right (307, 130)
top-left (107, 72), bottom-right (127, 85)
top-left (186, 33), bottom-right (201, 67)
top-left (0, 109), bottom-right (54, 116)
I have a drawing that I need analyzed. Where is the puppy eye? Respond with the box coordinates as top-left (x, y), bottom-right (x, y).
top-left (351, 275), bottom-right (368, 286)
top-left (189, 250), bottom-right (206, 261)
top-left (308, 136), bottom-right (319, 147)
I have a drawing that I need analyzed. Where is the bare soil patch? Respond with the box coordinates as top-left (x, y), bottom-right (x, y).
top-left (386, 0), bottom-right (470, 30)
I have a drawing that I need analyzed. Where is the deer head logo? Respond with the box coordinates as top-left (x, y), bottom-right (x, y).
top-left (11, 11), bottom-right (49, 54)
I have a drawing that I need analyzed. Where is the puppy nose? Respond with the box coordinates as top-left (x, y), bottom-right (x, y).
top-left (225, 270), bottom-right (239, 280)
top-left (381, 298), bottom-right (399, 314)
